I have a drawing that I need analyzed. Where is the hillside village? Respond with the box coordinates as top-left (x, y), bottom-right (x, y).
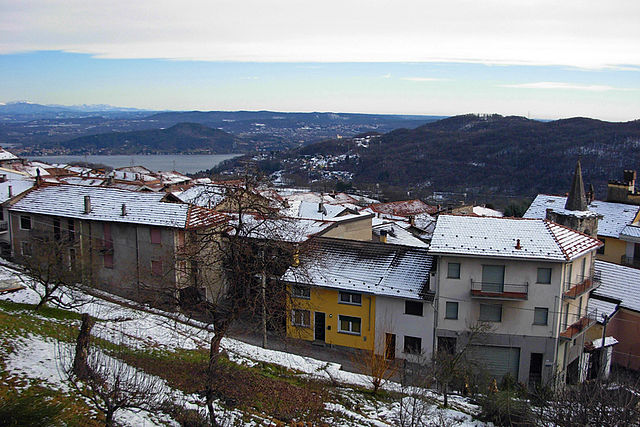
top-left (0, 146), bottom-right (639, 425)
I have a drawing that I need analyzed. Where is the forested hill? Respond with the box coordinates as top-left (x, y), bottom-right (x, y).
top-left (47, 122), bottom-right (249, 154)
top-left (245, 114), bottom-right (640, 199)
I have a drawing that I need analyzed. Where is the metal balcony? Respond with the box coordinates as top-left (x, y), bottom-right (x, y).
top-left (470, 280), bottom-right (528, 300)
top-left (560, 309), bottom-right (598, 340)
top-left (562, 272), bottom-right (601, 299)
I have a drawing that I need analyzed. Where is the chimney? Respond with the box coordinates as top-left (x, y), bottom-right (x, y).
top-left (408, 215), bottom-right (415, 226)
top-left (380, 229), bottom-right (388, 243)
top-left (8, 185), bottom-right (12, 198)
top-left (318, 202), bottom-right (323, 213)
top-left (515, 239), bottom-right (521, 250)
top-left (35, 168), bottom-right (42, 187)
top-left (84, 196), bottom-right (92, 214)
top-left (121, 203), bottom-right (127, 216)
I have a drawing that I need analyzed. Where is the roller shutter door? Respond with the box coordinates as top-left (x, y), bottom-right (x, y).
top-left (470, 345), bottom-right (520, 380)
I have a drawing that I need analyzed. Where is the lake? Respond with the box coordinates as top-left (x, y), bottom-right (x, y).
top-left (29, 154), bottom-right (242, 174)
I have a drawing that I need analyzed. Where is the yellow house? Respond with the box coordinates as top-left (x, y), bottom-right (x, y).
top-left (282, 237), bottom-right (434, 355)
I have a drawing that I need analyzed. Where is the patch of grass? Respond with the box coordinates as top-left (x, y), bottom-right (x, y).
top-left (0, 299), bottom-right (81, 321)
top-left (0, 380), bottom-right (101, 427)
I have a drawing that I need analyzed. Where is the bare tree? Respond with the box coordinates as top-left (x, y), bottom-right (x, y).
top-left (353, 348), bottom-right (398, 394)
top-left (432, 323), bottom-right (491, 407)
top-left (15, 233), bottom-right (89, 311)
top-left (59, 323), bottom-right (165, 427)
top-left (173, 175), bottom-right (310, 426)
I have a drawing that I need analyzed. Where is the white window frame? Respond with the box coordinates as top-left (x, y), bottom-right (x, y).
top-left (291, 285), bottom-right (310, 299)
top-left (445, 301), bottom-right (459, 319)
top-left (338, 291), bottom-right (362, 306)
top-left (338, 315), bottom-right (361, 335)
top-left (447, 262), bottom-right (461, 279)
top-left (536, 267), bottom-right (552, 284)
top-left (291, 309), bottom-right (311, 327)
top-left (19, 215), bottom-right (31, 230)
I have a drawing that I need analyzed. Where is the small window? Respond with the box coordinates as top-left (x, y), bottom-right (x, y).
top-left (338, 315), bottom-right (361, 335)
top-left (20, 215), bottom-right (31, 230)
top-left (339, 291), bottom-right (362, 305)
top-left (534, 307), bottom-right (548, 325)
top-left (20, 241), bottom-right (32, 257)
top-left (151, 260), bottom-right (163, 276)
top-left (447, 262), bottom-right (460, 279)
top-left (291, 309), bottom-right (310, 327)
top-left (405, 300), bottom-right (423, 316)
top-left (0, 209), bottom-right (3, 221)
top-left (597, 242), bottom-right (605, 254)
top-left (403, 336), bottom-right (422, 354)
top-left (445, 301), bottom-right (458, 319)
top-left (537, 268), bottom-right (552, 284)
top-left (103, 223), bottom-right (113, 249)
top-left (292, 285), bottom-right (310, 299)
top-left (479, 303), bottom-right (502, 322)
top-left (150, 228), bottom-right (162, 245)
top-left (104, 253), bottom-right (114, 269)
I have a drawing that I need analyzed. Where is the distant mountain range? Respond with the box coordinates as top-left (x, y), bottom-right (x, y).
top-left (219, 114), bottom-right (640, 200)
top-left (44, 122), bottom-right (246, 155)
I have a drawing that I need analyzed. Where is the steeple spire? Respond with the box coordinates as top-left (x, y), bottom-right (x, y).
top-left (565, 158), bottom-right (588, 211)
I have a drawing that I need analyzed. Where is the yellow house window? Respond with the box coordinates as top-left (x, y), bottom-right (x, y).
top-left (338, 315), bottom-right (361, 335)
top-left (291, 309), bottom-right (310, 327)
top-left (339, 291), bottom-right (362, 305)
top-left (291, 285), bottom-right (310, 299)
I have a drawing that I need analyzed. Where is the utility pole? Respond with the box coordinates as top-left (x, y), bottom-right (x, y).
top-left (260, 250), bottom-right (267, 349)
top-left (599, 314), bottom-right (609, 379)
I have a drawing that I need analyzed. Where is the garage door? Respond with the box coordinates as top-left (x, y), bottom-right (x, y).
top-left (469, 345), bottom-right (520, 380)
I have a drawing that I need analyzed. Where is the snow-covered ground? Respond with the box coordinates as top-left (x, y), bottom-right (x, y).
top-left (0, 265), bottom-right (487, 426)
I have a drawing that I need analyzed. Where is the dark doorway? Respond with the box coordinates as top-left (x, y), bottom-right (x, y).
top-left (314, 312), bottom-right (325, 342)
top-left (529, 353), bottom-right (543, 387)
top-left (385, 333), bottom-right (396, 360)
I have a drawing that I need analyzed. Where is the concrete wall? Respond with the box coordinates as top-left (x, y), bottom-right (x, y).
top-left (607, 308), bottom-right (640, 371)
top-left (598, 236), bottom-right (626, 264)
top-left (436, 255), bottom-right (564, 337)
top-left (321, 216), bottom-right (373, 241)
top-left (374, 296), bottom-right (435, 362)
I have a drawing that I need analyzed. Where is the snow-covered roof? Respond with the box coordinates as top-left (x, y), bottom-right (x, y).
top-left (60, 177), bottom-right (105, 187)
top-left (473, 206), bottom-right (503, 217)
top-left (620, 224), bottom-right (640, 242)
top-left (587, 298), bottom-right (619, 319)
top-left (593, 260), bottom-right (640, 313)
top-left (230, 214), bottom-right (334, 243)
top-left (284, 200), bottom-right (355, 220)
top-left (9, 184), bottom-right (226, 229)
top-left (175, 184), bottom-right (226, 209)
top-left (0, 177), bottom-right (34, 204)
top-left (591, 337), bottom-right (618, 348)
top-left (524, 195), bottom-right (640, 238)
top-left (429, 215), bottom-right (602, 261)
top-left (157, 171), bottom-right (191, 185)
top-left (0, 147), bottom-right (19, 161)
top-left (368, 199), bottom-right (437, 216)
top-left (282, 237), bottom-right (433, 300)
top-left (372, 218), bottom-right (428, 248)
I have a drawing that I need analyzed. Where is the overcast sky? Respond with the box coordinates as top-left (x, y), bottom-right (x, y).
top-left (1, 0), bottom-right (639, 120)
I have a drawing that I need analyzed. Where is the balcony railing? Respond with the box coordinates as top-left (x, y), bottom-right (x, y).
top-left (621, 255), bottom-right (640, 270)
top-left (470, 280), bottom-right (528, 300)
top-left (563, 272), bottom-right (601, 299)
top-left (0, 221), bottom-right (7, 232)
top-left (560, 309), bottom-right (598, 340)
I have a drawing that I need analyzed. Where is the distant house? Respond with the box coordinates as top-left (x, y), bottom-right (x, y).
top-left (429, 215), bottom-right (602, 386)
top-left (282, 237), bottom-right (435, 361)
top-left (6, 184), bottom-right (226, 305)
top-left (587, 260), bottom-right (640, 371)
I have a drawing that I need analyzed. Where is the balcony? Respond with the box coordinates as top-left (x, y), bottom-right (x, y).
top-left (562, 272), bottom-right (601, 299)
top-left (470, 280), bottom-right (528, 300)
top-left (560, 309), bottom-right (598, 340)
top-left (621, 255), bottom-right (640, 270)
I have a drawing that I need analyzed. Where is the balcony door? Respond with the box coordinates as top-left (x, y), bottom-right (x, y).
top-left (482, 265), bottom-right (505, 293)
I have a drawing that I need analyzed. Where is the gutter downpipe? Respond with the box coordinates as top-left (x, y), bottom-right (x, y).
top-left (431, 256), bottom-right (441, 365)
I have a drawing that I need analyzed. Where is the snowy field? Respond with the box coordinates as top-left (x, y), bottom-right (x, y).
top-left (0, 265), bottom-right (487, 426)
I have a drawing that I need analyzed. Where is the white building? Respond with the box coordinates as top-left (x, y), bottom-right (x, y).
top-left (429, 215), bottom-right (602, 386)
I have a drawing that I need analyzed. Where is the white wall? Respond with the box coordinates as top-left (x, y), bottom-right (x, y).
top-left (436, 255), bottom-right (565, 338)
top-left (374, 295), bottom-right (435, 363)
